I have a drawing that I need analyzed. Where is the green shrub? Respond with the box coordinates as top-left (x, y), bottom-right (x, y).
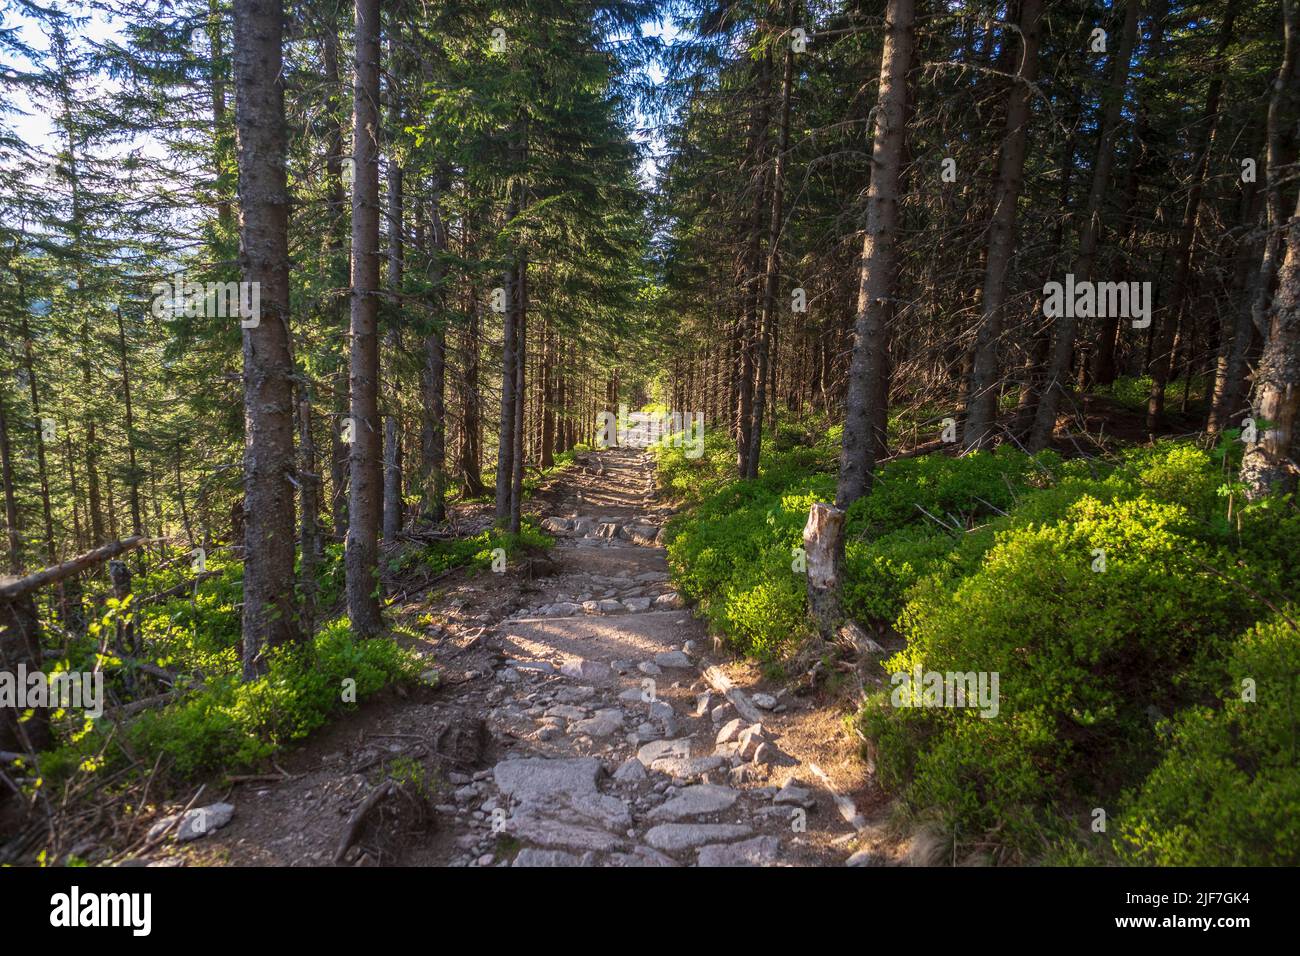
top-left (41, 620), bottom-right (421, 782)
top-left (388, 518), bottom-right (551, 576)
top-left (1115, 611), bottom-right (1300, 865)
top-left (860, 491), bottom-right (1256, 845)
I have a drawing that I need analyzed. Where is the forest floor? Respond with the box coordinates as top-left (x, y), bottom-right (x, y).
top-left (154, 448), bottom-right (900, 868)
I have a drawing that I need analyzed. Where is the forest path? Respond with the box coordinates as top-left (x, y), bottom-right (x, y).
top-left (172, 449), bottom-right (894, 868)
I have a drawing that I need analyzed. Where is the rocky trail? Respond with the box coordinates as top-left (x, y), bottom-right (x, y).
top-left (164, 449), bottom-right (903, 868)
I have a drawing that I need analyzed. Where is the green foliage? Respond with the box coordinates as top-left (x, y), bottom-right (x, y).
top-left (1094, 374), bottom-right (1207, 412)
top-left (388, 518), bottom-right (551, 576)
top-left (41, 619), bottom-right (421, 782)
top-left (862, 491), bottom-right (1252, 844)
top-left (664, 426), bottom-right (1300, 861)
top-left (663, 436), bottom-right (833, 658)
top-left (1115, 611), bottom-right (1300, 865)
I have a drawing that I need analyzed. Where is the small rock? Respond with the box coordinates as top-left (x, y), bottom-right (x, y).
top-left (752, 693), bottom-right (778, 710)
top-left (644, 823), bottom-right (753, 852)
top-left (560, 658), bottom-right (611, 682)
top-left (653, 650), bottom-right (693, 670)
top-left (613, 758), bottom-right (648, 784)
top-left (715, 717), bottom-right (746, 746)
top-left (147, 803), bottom-right (235, 842)
top-left (570, 708), bottom-right (625, 737)
top-left (773, 782), bottom-right (816, 809)
top-left (647, 785), bottom-right (739, 821)
top-left (697, 835), bottom-right (781, 867)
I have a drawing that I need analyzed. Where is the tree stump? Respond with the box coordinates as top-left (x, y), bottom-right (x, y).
top-left (803, 502), bottom-right (846, 640)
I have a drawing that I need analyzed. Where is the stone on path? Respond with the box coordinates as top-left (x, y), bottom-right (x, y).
top-left (644, 823), bottom-right (753, 852)
top-left (773, 782), bottom-right (816, 809)
top-left (493, 757), bottom-right (601, 798)
top-left (570, 708), bottom-right (624, 737)
top-left (513, 848), bottom-right (589, 867)
top-left (697, 835), bottom-right (781, 867)
top-left (653, 650), bottom-right (693, 669)
top-left (612, 757), bottom-right (647, 784)
top-left (560, 658), bottom-right (611, 682)
top-left (647, 785), bottom-right (739, 821)
top-left (148, 803), bottom-right (234, 842)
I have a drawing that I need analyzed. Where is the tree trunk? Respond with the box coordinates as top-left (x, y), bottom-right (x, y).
top-left (1242, 186), bottom-right (1300, 498)
top-left (748, 14), bottom-right (796, 479)
top-left (963, 0), bottom-right (1045, 450)
top-left (345, 0), bottom-right (384, 637)
top-left (298, 394), bottom-right (319, 635)
top-left (421, 175), bottom-right (450, 523)
top-left (115, 311), bottom-right (144, 539)
top-left (18, 309), bottom-right (55, 566)
top-left (735, 49), bottom-right (773, 477)
top-left (233, 0), bottom-right (302, 678)
top-left (509, 261), bottom-right (528, 533)
top-left (1145, 0), bottom-right (1239, 436)
top-left (0, 393), bottom-right (21, 574)
top-left (1029, 0), bottom-right (1139, 450)
top-left (836, 0), bottom-right (914, 507)
top-left (381, 29), bottom-right (404, 545)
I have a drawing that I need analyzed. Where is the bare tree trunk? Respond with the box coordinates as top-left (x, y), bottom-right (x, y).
top-left (748, 14), bottom-right (795, 479)
top-left (1145, 0), bottom-right (1239, 436)
top-left (322, 22), bottom-right (350, 541)
top-left (495, 259), bottom-right (519, 522)
top-left (114, 312), bottom-right (143, 541)
top-left (808, 0), bottom-right (915, 639)
top-left (18, 308), bottom-right (54, 566)
top-left (345, 0), bottom-right (384, 637)
top-left (735, 49), bottom-right (773, 477)
top-left (1029, 0), bottom-right (1139, 450)
top-left (836, 0), bottom-right (914, 507)
top-left (496, 128), bottom-right (525, 523)
top-left (233, 0), bottom-right (302, 678)
top-left (420, 174), bottom-right (450, 522)
top-left (540, 325), bottom-right (555, 468)
top-left (964, 0), bottom-right (1045, 450)
top-left (381, 28), bottom-right (403, 545)
top-left (298, 394), bottom-right (319, 635)
top-left (1242, 188), bottom-right (1300, 498)
top-left (509, 262), bottom-right (528, 533)
top-left (0, 393), bottom-right (21, 574)
top-left (1242, 3), bottom-right (1300, 499)
top-left (460, 290), bottom-right (486, 497)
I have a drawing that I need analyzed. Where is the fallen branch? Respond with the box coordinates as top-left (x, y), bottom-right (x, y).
top-left (334, 780), bottom-right (394, 864)
top-left (0, 537), bottom-right (149, 601)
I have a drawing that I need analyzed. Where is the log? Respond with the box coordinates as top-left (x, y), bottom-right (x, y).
top-left (0, 537), bottom-right (148, 601)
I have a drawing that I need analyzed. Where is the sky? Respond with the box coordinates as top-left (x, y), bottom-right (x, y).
top-left (3, 2), bottom-right (682, 183)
